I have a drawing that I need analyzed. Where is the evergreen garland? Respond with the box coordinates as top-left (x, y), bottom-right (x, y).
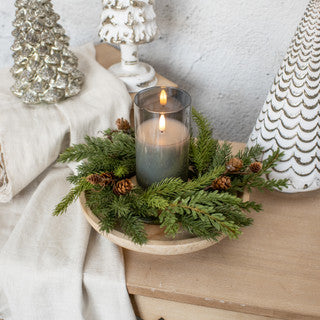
top-left (53, 109), bottom-right (288, 245)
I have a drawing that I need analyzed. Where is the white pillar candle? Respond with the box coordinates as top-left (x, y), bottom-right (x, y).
top-left (136, 117), bottom-right (190, 188)
top-left (134, 87), bottom-right (191, 188)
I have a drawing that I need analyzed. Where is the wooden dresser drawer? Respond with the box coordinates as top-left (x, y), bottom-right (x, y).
top-left (131, 295), bottom-right (282, 320)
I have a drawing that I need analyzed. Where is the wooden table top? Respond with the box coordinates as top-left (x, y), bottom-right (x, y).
top-left (124, 186), bottom-right (320, 320)
top-left (96, 44), bottom-right (320, 320)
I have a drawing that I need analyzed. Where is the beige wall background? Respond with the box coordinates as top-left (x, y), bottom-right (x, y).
top-left (0, 0), bottom-right (309, 141)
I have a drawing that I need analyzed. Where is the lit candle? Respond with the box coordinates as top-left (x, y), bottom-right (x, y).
top-left (134, 87), bottom-right (191, 188)
top-left (160, 89), bottom-right (167, 106)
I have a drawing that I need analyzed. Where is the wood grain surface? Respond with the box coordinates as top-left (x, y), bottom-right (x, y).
top-left (131, 295), bottom-right (283, 320)
top-left (80, 191), bottom-right (225, 255)
top-left (96, 44), bottom-right (320, 320)
top-left (124, 176), bottom-right (320, 320)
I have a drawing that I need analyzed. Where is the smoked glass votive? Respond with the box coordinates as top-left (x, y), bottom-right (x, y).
top-left (134, 86), bottom-right (191, 188)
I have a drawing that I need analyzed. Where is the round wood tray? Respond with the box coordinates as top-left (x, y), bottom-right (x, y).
top-left (80, 191), bottom-right (249, 255)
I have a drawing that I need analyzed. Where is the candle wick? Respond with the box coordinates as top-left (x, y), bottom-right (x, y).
top-left (160, 130), bottom-right (164, 134)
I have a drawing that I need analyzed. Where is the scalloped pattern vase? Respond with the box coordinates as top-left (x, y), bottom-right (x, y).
top-left (248, 0), bottom-right (320, 193)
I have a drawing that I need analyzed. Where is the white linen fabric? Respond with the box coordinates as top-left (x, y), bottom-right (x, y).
top-left (0, 165), bottom-right (136, 320)
top-left (0, 43), bottom-right (131, 203)
top-left (0, 43), bottom-right (136, 320)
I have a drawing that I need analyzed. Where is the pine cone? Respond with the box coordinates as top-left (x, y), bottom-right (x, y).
top-left (86, 172), bottom-right (115, 187)
top-left (113, 179), bottom-right (134, 195)
top-left (249, 161), bottom-right (262, 173)
top-left (100, 172), bottom-right (115, 186)
top-left (116, 118), bottom-right (131, 131)
top-left (86, 174), bottom-right (104, 186)
top-left (211, 176), bottom-right (232, 191)
top-left (225, 158), bottom-right (243, 172)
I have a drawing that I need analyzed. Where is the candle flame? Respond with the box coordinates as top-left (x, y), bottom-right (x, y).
top-left (159, 114), bottom-right (166, 132)
top-left (160, 89), bottom-right (167, 106)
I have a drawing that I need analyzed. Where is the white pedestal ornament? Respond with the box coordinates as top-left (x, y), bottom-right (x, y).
top-left (99, 0), bottom-right (158, 92)
top-left (248, 0), bottom-right (320, 193)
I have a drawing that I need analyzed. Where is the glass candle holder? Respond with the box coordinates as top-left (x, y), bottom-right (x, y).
top-left (134, 86), bottom-right (191, 188)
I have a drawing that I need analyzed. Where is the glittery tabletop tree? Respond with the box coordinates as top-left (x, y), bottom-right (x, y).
top-left (99, 0), bottom-right (158, 92)
top-left (10, 0), bottom-right (84, 105)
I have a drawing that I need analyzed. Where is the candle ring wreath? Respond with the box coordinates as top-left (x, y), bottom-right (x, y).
top-left (53, 108), bottom-right (288, 244)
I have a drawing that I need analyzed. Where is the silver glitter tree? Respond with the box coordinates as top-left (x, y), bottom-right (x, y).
top-left (10, 0), bottom-right (84, 105)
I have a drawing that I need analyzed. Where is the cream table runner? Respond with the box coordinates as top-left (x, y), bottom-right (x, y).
top-left (0, 43), bottom-right (136, 320)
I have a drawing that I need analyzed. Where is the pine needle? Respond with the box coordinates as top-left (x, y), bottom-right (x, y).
top-left (52, 111), bottom-right (288, 244)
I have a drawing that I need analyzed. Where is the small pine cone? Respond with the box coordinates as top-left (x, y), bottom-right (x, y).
top-left (113, 178), bottom-right (134, 195)
top-left (86, 174), bottom-right (104, 186)
top-left (225, 158), bottom-right (243, 172)
top-left (116, 118), bottom-right (131, 131)
top-left (100, 172), bottom-right (115, 186)
top-left (211, 176), bottom-right (232, 191)
top-left (250, 161), bottom-right (262, 173)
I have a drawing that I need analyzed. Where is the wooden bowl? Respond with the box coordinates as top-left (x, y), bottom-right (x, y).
top-left (80, 191), bottom-right (250, 255)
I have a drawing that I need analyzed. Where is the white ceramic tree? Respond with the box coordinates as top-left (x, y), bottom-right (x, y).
top-left (248, 0), bottom-right (320, 193)
top-left (99, 0), bottom-right (158, 92)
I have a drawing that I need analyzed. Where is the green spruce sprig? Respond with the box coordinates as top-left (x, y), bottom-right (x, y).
top-left (52, 178), bottom-right (92, 216)
top-left (190, 107), bottom-right (219, 175)
top-left (229, 149), bottom-right (288, 193)
top-left (53, 129), bottom-right (136, 216)
top-left (52, 112), bottom-right (288, 245)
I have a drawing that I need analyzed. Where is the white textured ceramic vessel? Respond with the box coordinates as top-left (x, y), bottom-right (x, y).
top-left (248, 0), bottom-right (320, 193)
top-left (99, 0), bottom-right (158, 92)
